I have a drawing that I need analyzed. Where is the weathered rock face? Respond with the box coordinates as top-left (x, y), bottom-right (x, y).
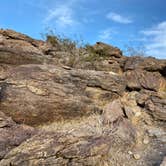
top-left (0, 116), bottom-right (136, 166)
top-left (93, 42), bottom-right (123, 58)
top-left (0, 111), bottom-right (35, 160)
top-left (0, 64), bottom-right (126, 126)
top-left (0, 29), bottom-right (47, 65)
top-left (102, 99), bottom-right (124, 124)
top-left (136, 91), bottom-right (166, 121)
top-left (160, 156), bottom-right (166, 166)
top-left (125, 69), bottom-right (165, 91)
top-left (0, 29), bottom-right (165, 166)
top-left (124, 56), bottom-right (166, 73)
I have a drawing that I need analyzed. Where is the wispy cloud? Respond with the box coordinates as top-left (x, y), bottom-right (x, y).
top-left (44, 5), bottom-right (76, 28)
top-left (98, 28), bottom-right (116, 41)
top-left (141, 21), bottom-right (166, 59)
top-left (106, 12), bottom-right (133, 24)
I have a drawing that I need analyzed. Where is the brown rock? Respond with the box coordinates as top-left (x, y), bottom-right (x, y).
top-left (93, 42), bottom-right (123, 58)
top-left (136, 90), bottom-right (166, 121)
top-left (0, 29), bottom-right (45, 47)
top-left (0, 29), bottom-right (46, 65)
top-left (0, 29), bottom-right (165, 166)
top-left (0, 64), bottom-right (126, 126)
top-left (160, 156), bottom-right (166, 166)
top-left (125, 69), bottom-right (165, 91)
top-left (124, 56), bottom-right (166, 74)
top-left (102, 99), bottom-right (124, 124)
top-left (145, 95), bottom-right (166, 121)
top-left (0, 117), bottom-right (136, 166)
top-left (0, 112), bottom-right (35, 159)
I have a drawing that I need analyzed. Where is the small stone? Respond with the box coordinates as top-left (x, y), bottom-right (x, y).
top-left (27, 85), bottom-right (47, 96)
top-left (133, 154), bottom-right (141, 160)
top-left (143, 137), bottom-right (149, 144)
top-left (135, 111), bottom-right (141, 117)
top-left (128, 151), bottom-right (133, 155)
top-left (62, 65), bottom-right (71, 70)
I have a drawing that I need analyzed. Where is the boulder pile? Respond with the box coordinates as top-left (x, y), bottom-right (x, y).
top-left (0, 29), bottom-right (165, 166)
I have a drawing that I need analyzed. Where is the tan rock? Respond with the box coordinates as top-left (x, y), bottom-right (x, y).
top-left (133, 154), bottom-right (141, 160)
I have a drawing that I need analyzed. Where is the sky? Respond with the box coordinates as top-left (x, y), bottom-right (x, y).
top-left (0, 0), bottom-right (166, 59)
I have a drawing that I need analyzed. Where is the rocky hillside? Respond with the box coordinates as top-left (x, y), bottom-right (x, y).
top-left (0, 29), bottom-right (166, 166)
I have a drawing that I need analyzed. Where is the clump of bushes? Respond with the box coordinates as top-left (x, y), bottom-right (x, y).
top-left (43, 30), bottom-right (77, 53)
top-left (84, 44), bottom-right (111, 62)
top-left (46, 35), bottom-right (59, 47)
top-left (124, 45), bottom-right (146, 57)
top-left (42, 30), bottom-right (115, 68)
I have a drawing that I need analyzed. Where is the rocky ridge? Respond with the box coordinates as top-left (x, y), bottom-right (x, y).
top-left (0, 29), bottom-right (166, 166)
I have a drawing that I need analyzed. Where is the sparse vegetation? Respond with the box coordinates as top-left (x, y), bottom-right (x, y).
top-left (124, 45), bottom-right (146, 57)
top-left (1, 29), bottom-right (166, 166)
top-left (84, 44), bottom-right (111, 62)
top-left (43, 30), bottom-right (112, 65)
top-left (43, 30), bottom-right (77, 53)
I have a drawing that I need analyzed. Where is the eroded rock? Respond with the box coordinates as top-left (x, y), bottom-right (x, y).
top-left (0, 64), bottom-right (126, 126)
top-left (124, 56), bottom-right (166, 73)
top-left (102, 99), bottom-right (124, 124)
top-left (0, 112), bottom-right (35, 159)
top-left (0, 29), bottom-right (165, 166)
top-left (0, 117), bottom-right (136, 166)
top-left (145, 95), bottom-right (166, 121)
top-left (160, 156), bottom-right (166, 166)
top-left (125, 69), bottom-right (165, 91)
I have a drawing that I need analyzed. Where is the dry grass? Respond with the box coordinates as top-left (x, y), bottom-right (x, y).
top-left (38, 113), bottom-right (108, 137)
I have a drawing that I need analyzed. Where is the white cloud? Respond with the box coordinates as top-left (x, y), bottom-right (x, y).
top-left (43, 0), bottom-right (87, 28)
top-left (98, 28), bottom-right (116, 41)
top-left (141, 21), bottom-right (166, 59)
top-left (106, 12), bottom-right (133, 24)
top-left (44, 5), bottom-right (75, 27)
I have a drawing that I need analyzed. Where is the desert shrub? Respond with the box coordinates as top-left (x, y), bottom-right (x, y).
top-left (124, 45), bottom-right (146, 57)
top-left (42, 29), bottom-right (114, 67)
top-left (42, 30), bottom-right (77, 53)
top-left (84, 44), bottom-right (110, 62)
top-left (46, 35), bottom-right (59, 47)
top-left (59, 38), bottom-right (76, 52)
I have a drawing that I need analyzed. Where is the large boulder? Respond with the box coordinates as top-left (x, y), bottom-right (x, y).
top-left (145, 95), bottom-right (166, 121)
top-left (0, 29), bottom-right (45, 65)
top-left (0, 64), bottom-right (126, 126)
top-left (136, 91), bottom-right (166, 121)
top-left (124, 56), bottom-right (166, 74)
top-left (93, 42), bottom-right (123, 58)
top-left (125, 69), bottom-right (165, 91)
top-left (102, 99), bottom-right (124, 124)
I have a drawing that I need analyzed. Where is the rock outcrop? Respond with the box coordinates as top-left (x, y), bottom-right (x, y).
top-left (0, 111), bottom-right (35, 160)
top-left (0, 29), bottom-right (165, 166)
top-left (0, 64), bottom-right (125, 126)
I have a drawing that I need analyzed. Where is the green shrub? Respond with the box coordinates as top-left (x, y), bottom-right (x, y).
top-left (43, 30), bottom-right (77, 53)
top-left (84, 44), bottom-right (110, 62)
top-left (46, 35), bottom-right (59, 47)
top-left (124, 45), bottom-right (146, 57)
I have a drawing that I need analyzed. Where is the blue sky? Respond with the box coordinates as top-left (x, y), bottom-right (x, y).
top-left (0, 0), bottom-right (166, 59)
